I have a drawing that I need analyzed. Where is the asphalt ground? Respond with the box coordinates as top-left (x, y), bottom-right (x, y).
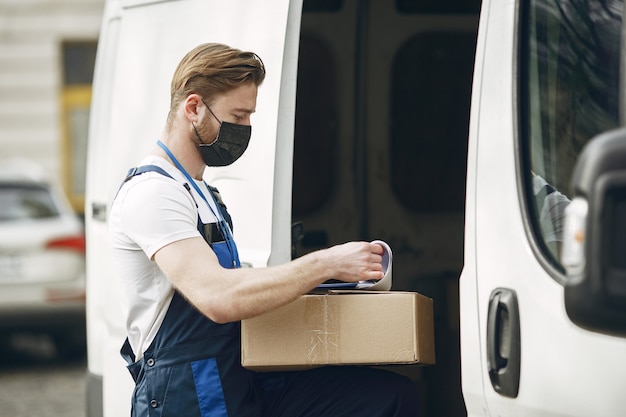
top-left (0, 333), bottom-right (86, 417)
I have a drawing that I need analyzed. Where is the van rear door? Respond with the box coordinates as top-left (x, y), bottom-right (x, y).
top-left (85, 1), bottom-right (301, 415)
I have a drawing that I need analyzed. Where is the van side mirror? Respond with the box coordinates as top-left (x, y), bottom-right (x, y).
top-left (562, 127), bottom-right (626, 336)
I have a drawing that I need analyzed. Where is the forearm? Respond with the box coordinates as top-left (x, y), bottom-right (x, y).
top-left (157, 238), bottom-right (383, 324)
top-left (200, 251), bottom-right (329, 323)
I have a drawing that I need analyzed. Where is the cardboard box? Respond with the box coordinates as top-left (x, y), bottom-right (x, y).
top-left (241, 291), bottom-right (435, 370)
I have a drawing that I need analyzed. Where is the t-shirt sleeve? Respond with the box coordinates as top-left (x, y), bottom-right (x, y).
top-left (115, 175), bottom-right (200, 259)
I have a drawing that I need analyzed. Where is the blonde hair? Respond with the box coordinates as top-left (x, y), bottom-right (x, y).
top-left (167, 43), bottom-right (266, 125)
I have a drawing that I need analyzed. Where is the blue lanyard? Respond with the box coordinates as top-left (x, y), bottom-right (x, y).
top-left (156, 140), bottom-right (240, 267)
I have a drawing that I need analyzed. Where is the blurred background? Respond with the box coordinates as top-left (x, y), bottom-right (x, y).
top-left (0, 1), bottom-right (103, 416)
top-left (0, 0), bottom-right (101, 207)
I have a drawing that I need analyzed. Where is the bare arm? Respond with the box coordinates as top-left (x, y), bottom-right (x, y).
top-left (154, 237), bottom-right (384, 324)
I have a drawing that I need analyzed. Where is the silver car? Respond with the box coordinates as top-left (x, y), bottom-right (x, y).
top-left (0, 161), bottom-right (86, 357)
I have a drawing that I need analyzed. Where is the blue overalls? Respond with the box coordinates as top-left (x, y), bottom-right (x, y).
top-left (118, 165), bottom-right (262, 417)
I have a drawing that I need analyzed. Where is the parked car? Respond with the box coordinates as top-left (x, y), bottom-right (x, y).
top-left (0, 159), bottom-right (86, 357)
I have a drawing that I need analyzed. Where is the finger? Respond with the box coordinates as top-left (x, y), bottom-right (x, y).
top-left (364, 269), bottom-right (384, 280)
top-left (369, 242), bottom-right (384, 255)
top-left (369, 253), bottom-right (383, 264)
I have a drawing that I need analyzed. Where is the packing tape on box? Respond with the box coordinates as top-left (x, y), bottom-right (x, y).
top-left (305, 295), bottom-right (339, 364)
top-left (366, 240), bottom-right (392, 291)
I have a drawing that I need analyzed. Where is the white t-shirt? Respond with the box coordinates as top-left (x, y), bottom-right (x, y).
top-left (108, 155), bottom-right (221, 360)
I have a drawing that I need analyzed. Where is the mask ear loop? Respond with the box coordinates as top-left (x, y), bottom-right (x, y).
top-left (201, 99), bottom-right (222, 124)
top-left (192, 120), bottom-right (220, 148)
top-left (200, 99), bottom-right (224, 145)
top-left (191, 121), bottom-right (206, 144)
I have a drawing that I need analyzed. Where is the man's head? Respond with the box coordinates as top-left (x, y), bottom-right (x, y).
top-left (167, 43), bottom-right (266, 127)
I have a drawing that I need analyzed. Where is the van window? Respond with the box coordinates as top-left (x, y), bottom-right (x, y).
top-left (292, 34), bottom-right (338, 217)
top-left (303, 0), bottom-right (343, 12)
top-left (520, 0), bottom-right (623, 267)
top-left (391, 31), bottom-right (476, 212)
top-left (395, 0), bottom-right (480, 14)
top-left (0, 183), bottom-right (58, 221)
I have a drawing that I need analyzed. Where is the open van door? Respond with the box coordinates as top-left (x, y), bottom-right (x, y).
top-left (85, 1), bottom-right (301, 415)
top-left (461, 0), bottom-right (626, 416)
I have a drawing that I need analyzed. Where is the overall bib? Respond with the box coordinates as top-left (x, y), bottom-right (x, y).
top-left (119, 165), bottom-right (261, 417)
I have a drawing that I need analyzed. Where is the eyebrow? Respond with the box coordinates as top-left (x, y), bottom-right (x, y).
top-left (233, 107), bottom-right (256, 114)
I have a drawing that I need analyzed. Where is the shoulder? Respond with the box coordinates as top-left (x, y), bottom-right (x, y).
top-left (114, 170), bottom-right (196, 222)
top-left (110, 169), bottom-right (200, 255)
top-left (116, 157), bottom-right (189, 204)
top-left (123, 170), bottom-right (186, 198)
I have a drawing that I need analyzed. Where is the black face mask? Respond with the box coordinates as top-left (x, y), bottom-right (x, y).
top-left (195, 100), bottom-right (252, 167)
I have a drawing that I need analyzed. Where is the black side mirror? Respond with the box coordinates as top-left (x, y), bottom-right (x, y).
top-left (562, 127), bottom-right (626, 336)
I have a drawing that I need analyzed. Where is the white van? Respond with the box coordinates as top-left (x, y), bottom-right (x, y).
top-left (85, 0), bottom-right (626, 416)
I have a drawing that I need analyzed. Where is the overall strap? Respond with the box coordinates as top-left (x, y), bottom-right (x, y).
top-left (124, 165), bottom-right (173, 182)
top-left (120, 164), bottom-right (233, 230)
top-left (114, 164), bottom-right (174, 199)
top-left (116, 165), bottom-right (203, 236)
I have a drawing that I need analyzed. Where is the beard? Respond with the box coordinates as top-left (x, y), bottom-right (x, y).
top-left (191, 120), bottom-right (217, 147)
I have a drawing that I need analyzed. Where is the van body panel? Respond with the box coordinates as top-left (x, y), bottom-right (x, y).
top-left (86, 0), bottom-right (626, 415)
top-left (86, 0), bottom-right (482, 415)
top-left (85, 1), bottom-right (298, 416)
top-left (84, 1), bottom-right (123, 413)
top-left (459, 0), bottom-right (490, 414)
top-left (463, 0), bottom-right (626, 416)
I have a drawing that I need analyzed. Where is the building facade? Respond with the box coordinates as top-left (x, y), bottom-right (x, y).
top-left (0, 0), bottom-right (104, 213)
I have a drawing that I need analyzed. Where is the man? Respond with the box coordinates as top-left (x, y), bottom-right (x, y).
top-left (110, 42), bottom-right (419, 416)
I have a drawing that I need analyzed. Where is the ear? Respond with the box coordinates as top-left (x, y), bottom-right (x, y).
top-left (183, 94), bottom-right (203, 122)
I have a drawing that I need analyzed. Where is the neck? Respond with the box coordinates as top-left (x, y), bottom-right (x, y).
top-left (157, 133), bottom-right (206, 180)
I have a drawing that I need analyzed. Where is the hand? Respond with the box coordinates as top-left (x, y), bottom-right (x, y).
top-left (320, 241), bottom-right (384, 283)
